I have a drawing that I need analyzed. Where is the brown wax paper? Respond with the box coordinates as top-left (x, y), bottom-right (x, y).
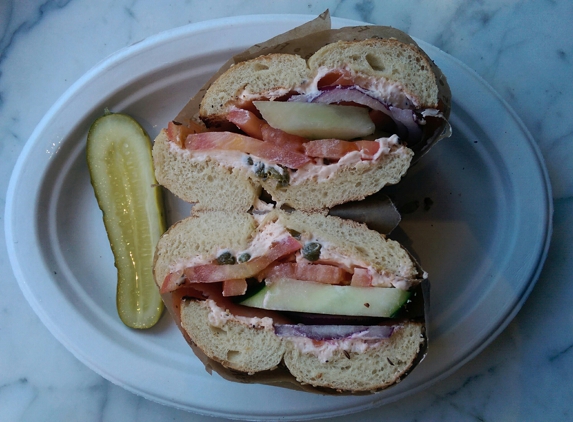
top-left (163, 11), bottom-right (437, 394)
top-left (329, 192), bottom-right (402, 234)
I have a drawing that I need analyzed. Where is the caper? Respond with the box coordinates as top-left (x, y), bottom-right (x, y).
top-left (302, 242), bottom-right (321, 261)
top-left (276, 166), bottom-right (290, 188)
top-left (238, 252), bottom-right (251, 263)
top-left (287, 229), bottom-right (301, 240)
top-left (216, 251), bottom-right (236, 265)
top-left (264, 165), bottom-right (289, 188)
top-left (277, 177), bottom-right (289, 188)
top-left (266, 167), bottom-right (281, 179)
top-left (253, 162), bottom-right (267, 179)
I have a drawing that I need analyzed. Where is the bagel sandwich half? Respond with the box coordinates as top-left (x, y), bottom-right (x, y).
top-left (153, 208), bottom-right (427, 393)
top-left (152, 24), bottom-right (451, 212)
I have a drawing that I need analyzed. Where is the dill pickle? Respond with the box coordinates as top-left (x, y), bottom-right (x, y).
top-left (87, 110), bottom-right (165, 329)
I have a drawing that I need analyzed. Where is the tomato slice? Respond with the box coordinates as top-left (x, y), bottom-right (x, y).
top-left (354, 140), bottom-right (380, 158)
top-left (160, 235), bottom-right (301, 293)
top-left (227, 108), bottom-right (264, 139)
top-left (350, 267), bottom-right (373, 287)
top-left (260, 124), bottom-right (307, 153)
top-left (265, 262), bottom-right (351, 285)
top-left (222, 279), bottom-right (248, 297)
top-left (304, 139), bottom-right (357, 159)
top-left (303, 138), bottom-right (380, 160)
top-left (186, 131), bottom-right (311, 169)
top-left (166, 120), bottom-right (206, 147)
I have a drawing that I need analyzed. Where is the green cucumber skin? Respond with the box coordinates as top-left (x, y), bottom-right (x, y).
top-left (239, 278), bottom-right (410, 318)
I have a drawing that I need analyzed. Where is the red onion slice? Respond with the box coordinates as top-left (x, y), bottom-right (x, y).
top-left (312, 87), bottom-right (391, 113)
top-left (389, 106), bottom-right (423, 143)
top-left (274, 324), bottom-right (395, 341)
top-left (288, 92), bottom-right (321, 103)
top-left (290, 87), bottom-right (393, 116)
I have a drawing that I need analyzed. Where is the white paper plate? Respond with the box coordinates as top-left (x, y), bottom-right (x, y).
top-left (5, 15), bottom-right (552, 420)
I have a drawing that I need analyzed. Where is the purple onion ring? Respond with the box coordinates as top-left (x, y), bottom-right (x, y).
top-left (274, 324), bottom-right (395, 341)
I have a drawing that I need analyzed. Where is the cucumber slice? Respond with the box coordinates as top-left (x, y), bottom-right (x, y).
top-left (87, 110), bottom-right (165, 329)
top-left (239, 278), bottom-right (410, 318)
top-left (254, 101), bottom-right (375, 140)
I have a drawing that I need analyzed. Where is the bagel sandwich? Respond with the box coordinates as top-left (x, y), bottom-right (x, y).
top-left (152, 23), bottom-right (451, 212)
top-left (153, 208), bottom-right (428, 393)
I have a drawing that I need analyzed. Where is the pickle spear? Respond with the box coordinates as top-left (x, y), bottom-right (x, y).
top-left (87, 110), bottom-right (165, 329)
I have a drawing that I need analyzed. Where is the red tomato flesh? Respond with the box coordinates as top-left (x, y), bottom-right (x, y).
top-left (317, 69), bottom-right (355, 89)
top-left (227, 108), bottom-right (264, 139)
top-left (260, 124), bottom-right (307, 153)
top-left (222, 279), bottom-right (248, 297)
top-left (186, 131), bottom-right (311, 169)
top-left (350, 267), bottom-right (373, 287)
top-left (354, 140), bottom-right (380, 158)
top-left (304, 139), bottom-right (379, 160)
top-left (265, 262), bottom-right (351, 285)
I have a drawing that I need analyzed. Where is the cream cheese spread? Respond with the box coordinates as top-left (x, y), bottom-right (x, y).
top-left (239, 220), bottom-right (291, 259)
top-left (285, 327), bottom-right (400, 363)
top-left (205, 299), bottom-right (274, 330)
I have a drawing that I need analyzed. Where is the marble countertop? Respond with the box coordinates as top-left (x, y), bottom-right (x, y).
top-left (1, 1), bottom-right (571, 421)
